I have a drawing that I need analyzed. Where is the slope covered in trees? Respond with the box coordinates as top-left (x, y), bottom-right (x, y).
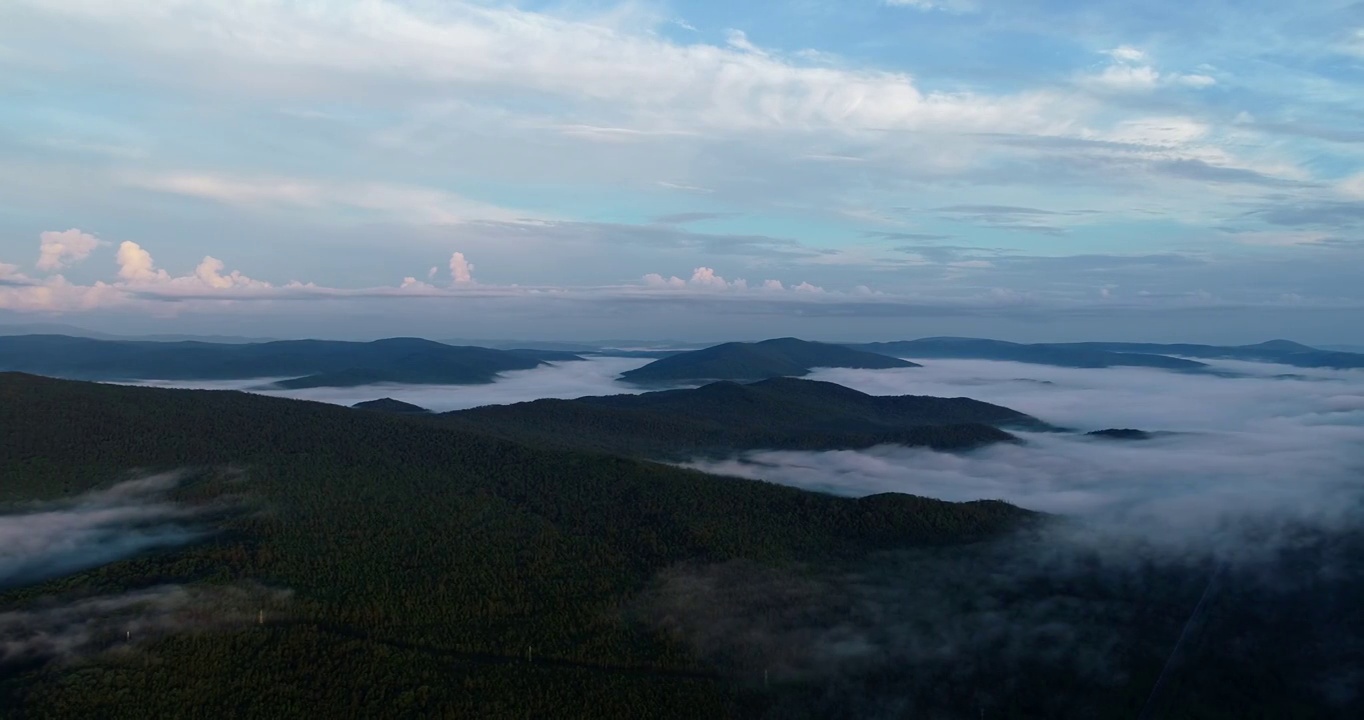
top-left (446, 377), bottom-right (1045, 459)
top-left (0, 335), bottom-right (557, 388)
top-left (351, 397), bottom-right (431, 413)
top-left (0, 372), bottom-right (1034, 718)
top-left (619, 338), bottom-right (919, 384)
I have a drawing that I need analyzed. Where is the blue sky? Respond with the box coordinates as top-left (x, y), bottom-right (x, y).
top-left (1, 0), bottom-right (1362, 342)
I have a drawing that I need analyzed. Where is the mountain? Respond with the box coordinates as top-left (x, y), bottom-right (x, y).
top-left (1054, 340), bottom-right (1364, 369)
top-left (445, 376), bottom-right (1045, 459)
top-left (0, 372), bottom-right (1034, 718)
top-left (620, 338), bottom-right (920, 384)
top-left (849, 337), bottom-right (1208, 370)
top-left (351, 397), bottom-right (431, 414)
top-left (0, 323), bottom-right (275, 343)
top-left (0, 335), bottom-right (550, 387)
top-left (1086, 428), bottom-right (1154, 440)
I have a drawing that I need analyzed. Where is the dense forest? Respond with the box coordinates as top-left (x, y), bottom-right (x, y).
top-left (0, 372), bottom-right (1034, 718)
top-left (2, 372), bottom-right (1361, 718)
top-left (0, 335), bottom-right (572, 387)
top-left (446, 377), bottom-right (1048, 459)
top-left (620, 338), bottom-right (918, 384)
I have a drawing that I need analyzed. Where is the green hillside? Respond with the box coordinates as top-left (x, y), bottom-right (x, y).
top-left (447, 377), bottom-right (1045, 459)
top-left (0, 372), bottom-right (1032, 719)
top-left (620, 338), bottom-right (919, 384)
top-left (0, 335), bottom-right (553, 388)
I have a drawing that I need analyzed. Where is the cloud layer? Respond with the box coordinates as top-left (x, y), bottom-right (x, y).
top-left (690, 358), bottom-right (1364, 558)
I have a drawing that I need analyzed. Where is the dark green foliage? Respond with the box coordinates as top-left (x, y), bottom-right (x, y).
top-left (351, 398), bottom-right (432, 414)
top-left (620, 338), bottom-right (919, 384)
top-left (850, 337), bottom-right (1209, 370)
top-left (447, 377), bottom-right (1045, 459)
top-left (0, 335), bottom-right (544, 387)
top-left (0, 372), bottom-right (1034, 718)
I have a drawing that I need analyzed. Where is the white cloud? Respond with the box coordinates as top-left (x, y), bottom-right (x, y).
top-left (124, 171), bottom-right (525, 224)
top-left (643, 273), bottom-right (687, 288)
top-left (1105, 45), bottom-right (1147, 63)
top-left (793, 281), bottom-right (825, 293)
top-left (1175, 73), bottom-right (1216, 88)
top-left (116, 241), bottom-right (170, 283)
top-left (763, 279), bottom-right (785, 291)
top-left (724, 29), bottom-right (765, 56)
top-left (191, 256), bottom-right (268, 290)
top-left (37, 229), bottom-right (101, 271)
top-left (1340, 173), bottom-right (1364, 200)
top-left (18, 0), bottom-right (1061, 136)
top-left (449, 251), bottom-right (475, 284)
top-left (1083, 48), bottom-right (1215, 93)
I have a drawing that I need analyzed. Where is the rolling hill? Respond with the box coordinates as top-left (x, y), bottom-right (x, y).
top-left (446, 377), bottom-right (1044, 459)
top-left (619, 338), bottom-right (919, 384)
top-left (0, 335), bottom-right (572, 388)
top-left (848, 337), bottom-right (1208, 370)
top-left (351, 398), bottom-right (431, 413)
top-left (0, 372), bottom-right (1034, 718)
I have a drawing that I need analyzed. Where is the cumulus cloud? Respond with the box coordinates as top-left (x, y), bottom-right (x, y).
top-left (449, 251), bottom-right (474, 284)
top-left (643, 273), bottom-right (687, 288)
top-left (36, 229), bottom-right (101, 271)
top-left (192, 256), bottom-right (268, 289)
top-left (115, 241), bottom-right (170, 283)
top-left (1083, 48), bottom-right (1216, 93)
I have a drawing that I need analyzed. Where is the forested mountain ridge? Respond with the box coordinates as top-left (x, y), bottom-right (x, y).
top-left (0, 334), bottom-right (571, 388)
top-left (445, 376), bottom-right (1046, 459)
top-left (0, 372), bottom-right (1034, 718)
top-left (620, 338), bottom-right (919, 384)
top-left (1056, 339), bottom-right (1364, 369)
top-left (848, 337), bottom-right (1208, 370)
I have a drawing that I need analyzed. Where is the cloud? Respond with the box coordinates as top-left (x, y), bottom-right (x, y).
top-left (115, 241), bottom-right (170, 283)
top-left (0, 473), bottom-right (203, 590)
top-left (1082, 48), bottom-right (1217, 93)
top-left (660, 358), bottom-right (1364, 713)
top-left (121, 356), bottom-right (657, 412)
top-left (448, 251), bottom-right (475, 284)
top-left (193, 256), bottom-right (269, 289)
top-left (36, 229), bottom-right (101, 271)
top-left (1105, 45), bottom-right (1148, 63)
top-left (124, 171), bottom-right (527, 224)
top-left (14, 0), bottom-right (1061, 137)
top-left (688, 358), bottom-right (1364, 557)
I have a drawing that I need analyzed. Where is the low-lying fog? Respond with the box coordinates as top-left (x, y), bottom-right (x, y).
top-left (685, 358), bottom-right (1364, 559)
top-left (0, 473), bottom-right (206, 591)
top-left (122, 357), bottom-right (654, 411)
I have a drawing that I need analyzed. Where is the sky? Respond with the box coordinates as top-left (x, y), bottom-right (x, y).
top-left (1, 0), bottom-right (1362, 342)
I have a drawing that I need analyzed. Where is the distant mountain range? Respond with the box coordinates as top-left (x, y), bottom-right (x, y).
top-left (0, 335), bottom-right (577, 388)
top-left (447, 376), bottom-right (1045, 459)
top-left (848, 337), bottom-right (1208, 370)
top-left (620, 338), bottom-right (919, 384)
top-left (847, 337), bottom-right (1364, 370)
